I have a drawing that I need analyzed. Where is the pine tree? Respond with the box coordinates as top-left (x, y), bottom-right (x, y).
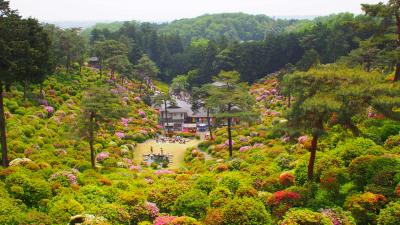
top-left (79, 84), bottom-right (127, 169)
top-left (206, 70), bottom-right (257, 158)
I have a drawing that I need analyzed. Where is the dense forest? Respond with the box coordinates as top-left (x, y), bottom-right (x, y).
top-left (81, 12), bottom-right (388, 84)
top-left (1, 0), bottom-right (400, 224)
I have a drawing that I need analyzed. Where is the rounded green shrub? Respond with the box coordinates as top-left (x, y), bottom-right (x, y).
top-left (173, 189), bottom-right (209, 219)
top-left (221, 197), bottom-right (272, 225)
top-left (377, 202), bottom-right (400, 225)
top-left (280, 208), bottom-right (333, 225)
top-left (195, 174), bottom-right (217, 194)
top-left (48, 196), bottom-right (84, 224)
top-left (5, 172), bottom-right (51, 207)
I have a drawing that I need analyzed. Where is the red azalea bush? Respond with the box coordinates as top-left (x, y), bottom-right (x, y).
top-left (267, 190), bottom-right (301, 218)
top-left (279, 172), bottom-right (295, 186)
top-left (344, 192), bottom-right (387, 224)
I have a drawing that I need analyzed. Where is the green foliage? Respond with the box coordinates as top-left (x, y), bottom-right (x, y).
top-left (280, 208), bottom-right (333, 225)
top-left (173, 189), bottom-right (210, 219)
top-left (195, 174), bottom-right (217, 194)
top-left (348, 155), bottom-right (400, 194)
top-left (221, 197), bottom-right (272, 225)
top-left (48, 196), bottom-right (84, 224)
top-left (5, 171), bottom-right (51, 207)
top-left (377, 202), bottom-right (400, 225)
top-left (334, 137), bottom-right (384, 166)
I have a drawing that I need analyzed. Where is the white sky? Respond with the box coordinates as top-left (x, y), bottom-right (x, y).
top-left (10, 0), bottom-right (387, 22)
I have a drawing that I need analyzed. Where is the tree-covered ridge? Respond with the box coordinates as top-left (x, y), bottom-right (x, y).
top-left (157, 13), bottom-right (288, 44)
top-left (84, 12), bottom-right (383, 84)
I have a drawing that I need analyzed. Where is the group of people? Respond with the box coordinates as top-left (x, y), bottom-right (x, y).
top-left (155, 135), bottom-right (188, 144)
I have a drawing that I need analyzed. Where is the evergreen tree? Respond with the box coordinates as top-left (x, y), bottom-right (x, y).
top-left (206, 70), bottom-right (257, 158)
top-left (0, 3), bottom-right (51, 166)
top-left (283, 68), bottom-right (340, 181)
top-left (362, 0), bottom-right (400, 81)
top-left (92, 40), bottom-right (127, 77)
top-left (79, 85), bottom-right (127, 169)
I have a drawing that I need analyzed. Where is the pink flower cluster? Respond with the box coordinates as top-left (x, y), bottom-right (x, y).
top-left (155, 170), bottom-right (175, 176)
top-left (129, 165), bottom-right (142, 172)
top-left (121, 118), bottom-right (132, 127)
top-left (50, 170), bottom-right (78, 185)
top-left (281, 136), bottom-right (290, 143)
top-left (321, 209), bottom-right (343, 225)
top-left (96, 152), bottom-right (109, 162)
top-left (134, 96), bottom-right (141, 102)
top-left (123, 158), bottom-right (133, 164)
top-left (140, 129), bottom-right (148, 135)
top-left (253, 143), bottom-right (264, 148)
top-left (239, 137), bottom-right (249, 142)
top-left (44, 106), bottom-right (54, 115)
top-left (115, 132), bottom-right (125, 139)
top-left (367, 107), bottom-right (376, 118)
top-left (239, 146), bottom-right (252, 153)
top-left (145, 201), bottom-right (159, 218)
top-left (298, 135), bottom-right (308, 144)
top-left (224, 140), bottom-right (234, 146)
top-left (154, 216), bottom-right (177, 225)
top-left (138, 110), bottom-right (146, 118)
top-left (38, 99), bottom-right (49, 106)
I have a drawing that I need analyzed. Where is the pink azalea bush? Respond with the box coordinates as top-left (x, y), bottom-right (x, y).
top-left (96, 152), bottom-right (110, 162)
top-left (121, 118), bottom-right (132, 127)
top-left (50, 170), bottom-right (78, 185)
top-left (145, 201), bottom-right (159, 218)
top-left (44, 106), bottom-right (54, 115)
top-left (155, 170), bottom-right (175, 176)
top-left (115, 132), bottom-right (125, 139)
top-left (298, 135), bottom-right (308, 144)
top-left (134, 96), bottom-right (141, 102)
top-left (253, 143), bottom-right (264, 148)
top-left (129, 165), bottom-right (141, 172)
top-left (138, 110), bottom-right (146, 118)
top-left (239, 146), bottom-right (252, 153)
top-left (154, 216), bottom-right (177, 225)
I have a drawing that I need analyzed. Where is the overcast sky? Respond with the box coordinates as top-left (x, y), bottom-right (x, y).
top-left (10, 0), bottom-right (387, 22)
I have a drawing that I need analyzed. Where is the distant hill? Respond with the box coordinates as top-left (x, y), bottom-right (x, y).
top-left (157, 13), bottom-right (299, 44)
top-left (81, 13), bottom-right (309, 44)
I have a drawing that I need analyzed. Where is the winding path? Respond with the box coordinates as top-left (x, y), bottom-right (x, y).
top-left (134, 139), bottom-right (201, 169)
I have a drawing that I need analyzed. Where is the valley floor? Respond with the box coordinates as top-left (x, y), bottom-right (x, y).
top-left (134, 139), bottom-right (201, 168)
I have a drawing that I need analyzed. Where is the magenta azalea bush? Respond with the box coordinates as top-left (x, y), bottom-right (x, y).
top-left (96, 152), bottom-right (110, 162)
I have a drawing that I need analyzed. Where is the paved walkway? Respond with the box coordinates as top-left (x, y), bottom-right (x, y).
top-left (134, 139), bottom-right (201, 169)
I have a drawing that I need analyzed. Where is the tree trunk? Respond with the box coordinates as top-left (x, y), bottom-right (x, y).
top-left (66, 50), bottom-right (71, 74)
top-left (0, 81), bottom-right (8, 167)
top-left (395, 14), bottom-right (400, 82)
top-left (227, 103), bottom-right (233, 158)
top-left (139, 80), bottom-right (143, 97)
top-left (99, 59), bottom-right (103, 79)
top-left (345, 119), bottom-right (361, 136)
top-left (307, 134), bottom-right (318, 181)
top-left (288, 92), bottom-right (291, 108)
top-left (164, 99), bottom-right (170, 134)
top-left (394, 62), bottom-right (399, 82)
top-left (89, 112), bottom-right (95, 169)
top-left (39, 83), bottom-right (44, 100)
top-left (5, 83), bottom-right (10, 92)
top-left (23, 79), bottom-right (28, 100)
top-left (207, 108), bottom-right (213, 140)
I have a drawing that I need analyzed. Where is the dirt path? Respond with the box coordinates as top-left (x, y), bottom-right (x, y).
top-left (134, 139), bottom-right (201, 169)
